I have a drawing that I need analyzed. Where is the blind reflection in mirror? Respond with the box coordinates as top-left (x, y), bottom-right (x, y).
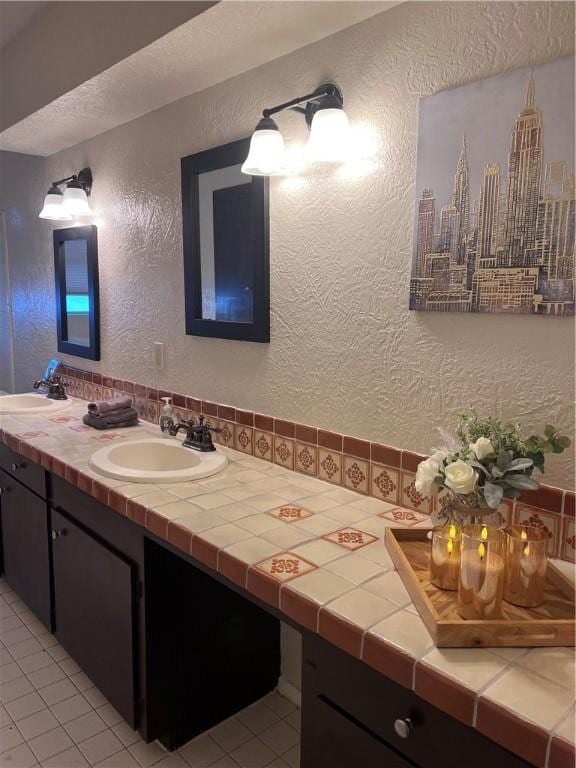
top-left (63, 239), bottom-right (90, 347)
top-left (198, 164), bottom-right (253, 323)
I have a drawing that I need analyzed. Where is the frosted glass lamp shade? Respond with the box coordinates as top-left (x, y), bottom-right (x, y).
top-left (39, 189), bottom-right (72, 220)
top-left (63, 185), bottom-right (93, 216)
top-left (241, 117), bottom-right (286, 176)
top-left (307, 106), bottom-right (350, 162)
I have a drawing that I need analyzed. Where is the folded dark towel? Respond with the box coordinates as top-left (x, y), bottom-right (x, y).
top-left (88, 396), bottom-right (132, 415)
top-left (88, 405), bottom-right (135, 419)
top-left (83, 411), bottom-right (139, 430)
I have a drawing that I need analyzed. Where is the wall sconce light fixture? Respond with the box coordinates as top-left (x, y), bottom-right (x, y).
top-left (241, 83), bottom-right (350, 176)
top-left (39, 168), bottom-right (94, 220)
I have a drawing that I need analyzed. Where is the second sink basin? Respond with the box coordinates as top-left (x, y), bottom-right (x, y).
top-left (89, 438), bottom-right (227, 484)
top-left (0, 393), bottom-right (73, 415)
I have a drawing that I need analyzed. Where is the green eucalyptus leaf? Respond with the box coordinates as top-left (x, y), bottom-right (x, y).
top-left (484, 482), bottom-right (504, 508)
top-left (508, 458), bottom-right (534, 471)
top-left (504, 474), bottom-right (540, 490)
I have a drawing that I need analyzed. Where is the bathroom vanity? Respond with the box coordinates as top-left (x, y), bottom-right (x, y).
top-left (0, 418), bottom-right (566, 768)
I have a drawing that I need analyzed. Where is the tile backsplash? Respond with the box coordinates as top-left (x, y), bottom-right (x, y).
top-left (59, 365), bottom-right (575, 563)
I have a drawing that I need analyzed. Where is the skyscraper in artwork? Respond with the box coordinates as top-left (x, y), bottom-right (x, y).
top-left (477, 163), bottom-right (500, 267)
top-left (499, 76), bottom-right (543, 267)
top-left (451, 135), bottom-right (470, 262)
top-left (415, 188), bottom-right (435, 277)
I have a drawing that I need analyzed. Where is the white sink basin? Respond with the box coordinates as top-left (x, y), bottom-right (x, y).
top-left (0, 393), bottom-right (73, 415)
top-left (89, 438), bottom-right (227, 484)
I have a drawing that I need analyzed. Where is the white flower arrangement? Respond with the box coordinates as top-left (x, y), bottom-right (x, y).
top-left (415, 410), bottom-right (571, 525)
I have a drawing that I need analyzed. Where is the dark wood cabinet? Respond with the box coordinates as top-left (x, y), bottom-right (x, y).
top-left (301, 633), bottom-right (534, 768)
top-left (51, 508), bottom-right (137, 726)
top-left (0, 467), bottom-right (52, 628)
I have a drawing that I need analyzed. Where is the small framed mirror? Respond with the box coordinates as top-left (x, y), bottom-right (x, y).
top-left (53, 225), bottom-right (100, 360)
top-left (181, 138), bottom-right (270, 342)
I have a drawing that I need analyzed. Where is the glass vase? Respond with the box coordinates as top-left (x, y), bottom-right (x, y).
top-left (430, 523), bottom-right (462, 591)
top-left (504, 525), bottom-right (548, 608)
top-left (457, 524), bottom-right (507, 620)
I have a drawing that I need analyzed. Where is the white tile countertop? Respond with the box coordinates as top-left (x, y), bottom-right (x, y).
top-left (1, 398), bottom-right (574, 768)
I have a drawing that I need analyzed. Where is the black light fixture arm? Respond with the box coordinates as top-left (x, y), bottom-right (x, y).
top-left (49, 168), bottom-right (93, 195)
top-left (262, 83), bottom-right (343, 126)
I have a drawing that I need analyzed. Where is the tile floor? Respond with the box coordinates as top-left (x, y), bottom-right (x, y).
top-left (0, 580), bottom-right (300, 768)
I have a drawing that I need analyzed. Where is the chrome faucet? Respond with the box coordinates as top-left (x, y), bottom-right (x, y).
top-left (33, 358), bottom-right (68, 400)
top-left (169, 415), bottom-right (221, 452)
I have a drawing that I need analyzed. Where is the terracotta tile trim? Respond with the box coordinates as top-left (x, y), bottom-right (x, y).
top-left (30, 366), bottom-right (576, 562)
top-left (166, 522), bottom-right (193, 555)
top-left (548, 734), bottom-right (576, 768)
top-left (218, 550), bottom-right (248, 589)
top-left (246, 567), bottom-right (281, 608)
top-left (361, 633), bottom-right (415, 690)
top-left (280, 587), bottom-right (319, 632)
top-left (476, 698), bottom-right (550, 768)
top-left (414, 662), bottom-right (476, 726)
top-left (318, 609), bottom-right (363, 658)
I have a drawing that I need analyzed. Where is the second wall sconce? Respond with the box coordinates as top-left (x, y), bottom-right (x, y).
top-left (39, 168), bottom-right (94, 221)
top-left (241, 83), bottom-right (350, 176)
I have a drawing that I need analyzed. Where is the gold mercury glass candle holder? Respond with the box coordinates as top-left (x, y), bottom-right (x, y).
top-left (504, 525), bottom-right (548, 608)
top-left (457, 525), bottom-right (507, 620)
top-left (430, 523), bottom-right (462, 591)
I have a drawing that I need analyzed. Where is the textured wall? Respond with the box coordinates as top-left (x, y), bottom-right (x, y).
top-left (3, 1), bottom-right (575, 489)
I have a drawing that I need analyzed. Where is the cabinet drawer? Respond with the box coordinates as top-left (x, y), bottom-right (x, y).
top-left (302, 633), bottom-right (532, 768)
top-left (0, 443), bottom-right (46, 498)
top-left (303, 694), bottom-right (413, 768)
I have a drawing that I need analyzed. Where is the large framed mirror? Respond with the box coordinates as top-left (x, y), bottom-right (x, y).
top-left (53, 225), bottom-right (100, 360)
top-left (181, 138), bottom-right (270, 342)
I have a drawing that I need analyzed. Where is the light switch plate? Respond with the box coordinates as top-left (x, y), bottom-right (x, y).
top-left (153, 342), bottom-right (165, 370)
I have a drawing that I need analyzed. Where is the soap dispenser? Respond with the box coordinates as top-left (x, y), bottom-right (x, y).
top-left (159, 397), bottom-right (175, 436)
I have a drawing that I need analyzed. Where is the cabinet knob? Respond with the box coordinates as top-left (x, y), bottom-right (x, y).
top-left (0, 487), bottom-right (6, 495)
top-left (394, 718), bottom-right (412, 739)
top-left (51, 529), bottom-right (67, 540)
top-left (11, 462), bottom-right (23, 472)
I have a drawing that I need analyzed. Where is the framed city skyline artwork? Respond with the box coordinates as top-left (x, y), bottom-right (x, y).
top-left (409, 56), bottom-right (575, 316)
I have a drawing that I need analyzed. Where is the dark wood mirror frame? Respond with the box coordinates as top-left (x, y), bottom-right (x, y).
top-left (181, 138), bottom-right (270, 343)
top-left (54, 225), bottom-right (100, 360)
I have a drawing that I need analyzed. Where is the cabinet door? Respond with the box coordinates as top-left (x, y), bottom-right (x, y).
top-left (0, 468), bottom-right (51, 628)
top-left (302, 695), bottom-right (414, 768)
top-left (51, 508), bottom-right (136, 726)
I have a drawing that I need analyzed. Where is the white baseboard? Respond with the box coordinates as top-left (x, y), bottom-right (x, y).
top-left (277, 675), bottom-right (301, 708)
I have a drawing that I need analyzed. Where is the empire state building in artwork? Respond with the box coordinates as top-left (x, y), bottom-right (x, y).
top-left (410, 64), bottom-right (575, 316)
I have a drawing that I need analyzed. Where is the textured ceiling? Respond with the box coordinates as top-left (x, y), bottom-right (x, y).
top-left (0, 1), bottom-right (397, 157)
top-left (0, 1), bottom-right (46, 50)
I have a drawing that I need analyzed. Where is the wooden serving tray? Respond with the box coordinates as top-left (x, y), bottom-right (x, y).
top-left (385, 528), bottom-right (575, 648)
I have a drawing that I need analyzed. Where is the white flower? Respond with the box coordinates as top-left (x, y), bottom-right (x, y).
top-left (469, 437), bottom-right (495, 461)
top-left (444, 459), bottom-right (477, 495)
top-left (415, 452), bottom-right (446, 495)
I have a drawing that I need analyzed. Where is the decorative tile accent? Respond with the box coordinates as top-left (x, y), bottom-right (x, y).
top-left (234, 425), bottom-right (254, 455)
top-left (322, 528), bottom-right (378, 551)
top-left (318, 449), bottom-right (342, 485)
top-left (254, 552), bottom-right (317, 583)
top-left (218, 421), bottom-right (234, 448)
top-left (14, 431), bottom-right (49, 439)
top-left (90, 433), bottom-right (125, 442)
top-left (267, 506), bottom-right (313, 523)
top-left (379, 507), bottom-right (427, 526)
top-left (254, 431), bottom-right (273, 461)
top-left (295, 443), bottom-right (317, 475)
top-left (401, 472), bottom-right (432, 515)
top-left (370, 463), bottom-right (400, 504)
top-left (561, 517), bottom-right (576, 563)
top-left (68, 425), bottom-right (92, 433)
top-left (274, 437), bottom-right (294, 470)
top-left (146, 400), bottom-right (159, 425)
top-left (515, 504), bottom-right (560, 556)
top-left (48, 416), bottom-right (78, 424)
top-left (343, 456), bottom-right (369, 494)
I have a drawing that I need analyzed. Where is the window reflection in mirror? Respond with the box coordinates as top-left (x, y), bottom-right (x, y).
top-left (63, 239), bottom-right (90, 347)
top-left (198, 164), bottom-right (253, 323)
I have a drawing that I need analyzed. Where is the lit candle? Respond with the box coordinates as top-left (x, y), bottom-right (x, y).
top-left (457, 525), bottom-right (506, 620)
top-left (504, 525), bottom-right (547, 608)
top-left (431, 523), bottom-right (461, 591)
